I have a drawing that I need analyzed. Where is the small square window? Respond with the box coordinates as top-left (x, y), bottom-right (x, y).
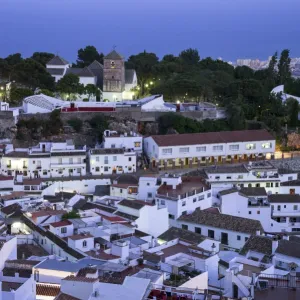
top-left (193, 198), bottom-right (197, 203)
top-left (249, 211), bottom-right (252, 215)
top-left (182, 224), bottom-right (188, 230)
top-left (237, 235), bottom-right (241, 241)
top-left (257, 211), bottom-right (260, 215)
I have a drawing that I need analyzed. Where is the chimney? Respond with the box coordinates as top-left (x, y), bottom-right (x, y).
top-left (272, 236), bottom-right (279, 254)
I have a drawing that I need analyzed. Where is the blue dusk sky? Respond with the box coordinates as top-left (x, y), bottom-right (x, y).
top-left (0, 0), bottom-right (299, 62)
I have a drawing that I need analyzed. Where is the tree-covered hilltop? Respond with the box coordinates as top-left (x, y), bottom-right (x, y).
top-left (0, 47), bottom-right (299, 135)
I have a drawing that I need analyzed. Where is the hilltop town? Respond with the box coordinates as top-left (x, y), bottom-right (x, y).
top-left (0, 48), bottom-right (300, 300)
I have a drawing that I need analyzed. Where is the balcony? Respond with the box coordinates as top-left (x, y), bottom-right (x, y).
top-left (7, 164), bottom-right (11, 169)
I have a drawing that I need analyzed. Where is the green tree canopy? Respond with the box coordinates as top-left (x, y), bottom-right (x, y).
top-left (31, 52), bottom-right (55, 66)
top-left (278, 49), bottom-right (291, 84)
top-left (127, 51), bottom-right (159, 95)
top-left (11, 58), bottom-right (55, 90)
top-left (76, 45), bottom-right (104, 67)
top-left (179, 48), bottom-right (200, 65)
top-left (56, 74), bottom-right (84, 98)
top-left (84, 84), bottom-right (98, 100)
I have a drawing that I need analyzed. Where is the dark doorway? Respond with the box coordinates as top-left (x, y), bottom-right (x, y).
top-left (221, 232), bottom-right (228, 245)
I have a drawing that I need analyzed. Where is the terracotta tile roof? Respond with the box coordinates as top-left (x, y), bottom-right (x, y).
top-left (281, 180), bottom-right (300, 186)
top-left (68, 233), bottom-right (93, 240)
top-left (1, 203), bottom-right (22, 216)
top-left (0, 175), bottom-right (14, 181)
top-left (179, 210), bottom-right (264, 235)
top-left (30, 210), bottom-right (67, 219)
top-left (239, 187), bottom-right (267, 197)
top-left (51, 151), bottom-right (86, 157)
top-left (268, 194), bottom-right (300, 203)
top-left (85, 250), bottom-right (119, 260)
top-left (150, 129), bottom-right (274, 147)
top-left (118, 199), bottom-right (145, 210)
top-left (77, 267), bottom-right (98, 277)
top-left (63, 275), bottom-right (98, 283)
top-left (50, 220), bottom-right (73, 228)
top-left (158, 227), bottom-right (205, 244)
top-left (99, 214), bottom-right (126, 223)
top-left (90, 148), bottom-right (124, 155)
top-left (157, 177), bottom-right (209, 199)
top-left (115, 211), bottom-right (138, 221)
top-left (276, 239), bottom-right (300, 259)
top-left (55, 293), bottom-right (80, 300)
top-left (22, 179), bottom-right (43, 185)
top-left (0, 192), bottom-right (26, 201)
top-left (1, 281), bottom-right (22, 292)
top-left (240, 235), bottom-right (273, 256)
top-left (36, 283), bottom-right (60, 297)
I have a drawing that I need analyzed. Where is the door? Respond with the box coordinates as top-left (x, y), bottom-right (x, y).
top-left (233, 284), bottom-right (238, 298)
top-left (221, 232), bottom-right (228, 245)
top-left (185, 158), bottom-right (189, 166)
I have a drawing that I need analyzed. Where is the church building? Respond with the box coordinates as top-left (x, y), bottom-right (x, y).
top-left (46, 50), bottom-right (137, 102)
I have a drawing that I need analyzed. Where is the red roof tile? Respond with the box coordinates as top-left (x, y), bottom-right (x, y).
top-left (150, 129), bottom-right (274, 147)
top-left (63, 275), bottom-right (98, 283)
top-left (50, 220), bottom-right (72, 228)
top-left (68, 233), bottom-right (93, 240)
top-left (36, 283), bottom-right (60, 297)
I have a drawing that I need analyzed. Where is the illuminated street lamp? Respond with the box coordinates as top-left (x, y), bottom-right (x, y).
top-left (145, 84), bottom-right (149, 88)
top-left (150, 81), bottom-right (154, 85)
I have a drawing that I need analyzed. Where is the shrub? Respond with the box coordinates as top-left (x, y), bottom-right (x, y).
top-left (82, 98), bottom-right (89, 102)
top-left (67, 118), bottom-right (83, 133)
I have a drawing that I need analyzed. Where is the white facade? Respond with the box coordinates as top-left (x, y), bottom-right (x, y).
top-left (116, 201), bottom-right (169, 237)
top-left (49, 221), bottom-right (74, 238)
top-left (176, 220), bottom-right (254, 250)
top-left (103, 130), bottom-right (143, 153)
top-left (156, 176), bottom-right (212, 226)
top-left (144, 130), bottom-right (275, 168)
top-left (67, 235), bottom-right (94, 252)
top-left (137, 176), bottom-right (159, 201)
top-left (206, 162), bottom-right (297, 196)
top-left (1, 141), bottom-right (86, 179)
top-left (89, 149), bottom-right (136, 175)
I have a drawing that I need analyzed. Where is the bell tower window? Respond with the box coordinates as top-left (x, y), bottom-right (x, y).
top-left (111, 61), bottom-right (115, 68)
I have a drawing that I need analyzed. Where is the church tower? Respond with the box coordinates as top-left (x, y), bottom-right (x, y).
top-left (103, 50), bottom-right (125, 102)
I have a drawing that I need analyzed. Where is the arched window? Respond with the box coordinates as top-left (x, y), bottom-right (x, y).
top-left (83, 240), bottom-right (87, 248)
top-left (111, 61), bottom-right (115, 68)
top-left (248, 183), bottom-right (252, 188)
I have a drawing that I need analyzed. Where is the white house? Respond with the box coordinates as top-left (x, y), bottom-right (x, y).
top-left (89, 148), bottom-right (136, 175)
top-left (115, 199), bottom-right (169, 237)
top-left (269, 194), bottom-right (300, 232)
top-left (1, 140), bottom-right (87, 178)
top-left (67, 233), bottom-right (94, 253)
top-left (144, 129), bottom-right (275, 169)
top-left (218, 187), bottom-right (288, 232)
top-left (205, 161), bottom-right (297, 196)
top-left (110, 174), bottom-right (139, 200)
top-left (49, 219), bottom-right (74, 238)
top-left (46, 56), bottom-right (70, 82)
top-left (177, 209), bottom-right (264, 250)
top-left (103, 129), bottom-right (143, 154)
top-left (156, 175), bottom-right (212, 226)
top-left (137, 175), bottom-right (160, 202)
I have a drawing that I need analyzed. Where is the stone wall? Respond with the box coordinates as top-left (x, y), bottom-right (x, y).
top-left (19, 108), bottom-right (218, 123)
top-left (0, 111), bottom-right (16, 139)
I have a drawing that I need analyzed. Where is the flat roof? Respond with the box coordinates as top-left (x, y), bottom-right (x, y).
top-left (35, 259), bottom-right (86, 272)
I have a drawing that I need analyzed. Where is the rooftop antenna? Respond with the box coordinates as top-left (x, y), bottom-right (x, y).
top-left (112, 45), bottom-right (117, 50)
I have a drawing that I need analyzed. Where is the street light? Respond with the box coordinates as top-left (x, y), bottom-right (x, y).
top-left (145, 84), bottom-right (149, 88)
top-left (150, 81), bottom-right (154, 85)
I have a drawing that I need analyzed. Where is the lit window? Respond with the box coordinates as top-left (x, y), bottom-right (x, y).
top-left (246, 143), bottom-right (256, 150)
top-left (262, 143), bottom-right (272, 149)
top-left (111, 61), bottom-right (115, 68)
top-left (134, 142), bottom-right (141, 147)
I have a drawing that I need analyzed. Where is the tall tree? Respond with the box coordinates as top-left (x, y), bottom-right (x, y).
top-left (56, 74), bottom-right (84, 98)
top-left (84, 84), bottom-right (98, 100)
top-left (286, 97), bottom-right (299, 127)
top-left (31, 52), bottom-right (55, 66)
top-left (267, 52), bottom-right (278, 81)
top-left (278, 49), bottom-right (291, 84)
top-left (226, 97), bottom-right (246, 130)
top-left (11, 59), bottom-right (55, 90)
top-left (127, 51), bottom-right (159, 95)
top-left (179, 48), bottom-right (200, 65)
top-left (0, 53), bottom-right (23, 80)
top-left (76, 46), bottom-right (104, 67)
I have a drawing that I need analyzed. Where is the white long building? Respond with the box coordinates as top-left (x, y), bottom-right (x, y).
top-left (144, 129), bottom-right (275, 169)
top-left (1, 141), bottom-right (86, 178)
